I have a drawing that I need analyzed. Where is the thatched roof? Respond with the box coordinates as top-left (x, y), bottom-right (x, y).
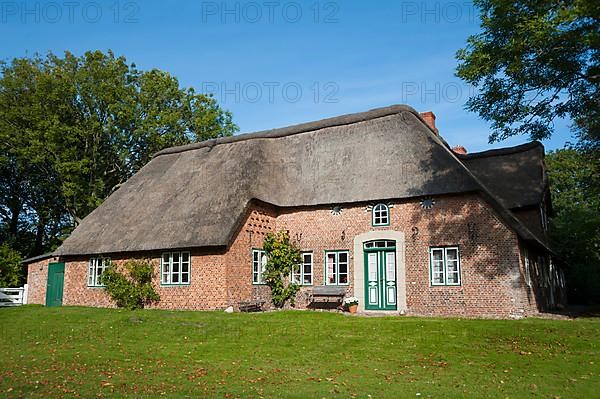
top-left (458, 142), bottom-right (546, 209)
top-left (55, 105), bottom-right (549, 256)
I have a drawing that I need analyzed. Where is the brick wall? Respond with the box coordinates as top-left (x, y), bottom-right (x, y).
top-left (273, 194), bottom-right (538, 318)
top-left (31, 192), bottom-right (542, 318)
top-left (61, 250), bottom-right (230, 310)
top-left (225, 204), bottom-right (276, 310)
top-left (26, 256), bottom-right (59, 305)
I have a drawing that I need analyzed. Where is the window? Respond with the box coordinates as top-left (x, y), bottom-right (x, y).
top-left (88, 257), bottom-right (110, 287)
top-left (364, 240), bottom-right (395, 249)
top-left (372, 203), bottom-right (389, 226)
top-left (430, 247), bottom-right (461, 286)
top-left (252, 249), bottom-right (267, 284)
top-left (161, 251), bottom-right (191, 285)
top-left (291, 252), bottom-right (313, 285)
top-left (325, 251), bottom-right (349, 285)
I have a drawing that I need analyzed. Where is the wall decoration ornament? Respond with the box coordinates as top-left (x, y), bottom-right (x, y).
top-left (331, 205), bottom-right (343, 215)
top-left (420, 197), bottom-right (435, 209)
top-left (467, 223), bottom-right (477, 242)
top-left (341, 230), bottom-right (346, 241)
top-left (411, 226), bottom-right (419, 240)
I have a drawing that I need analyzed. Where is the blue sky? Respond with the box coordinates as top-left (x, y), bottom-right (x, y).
top-left (1, 0), bottom-right (574, 152)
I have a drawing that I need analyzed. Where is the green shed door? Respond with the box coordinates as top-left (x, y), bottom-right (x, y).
top-left (46, 262), bottom-right (65, 307)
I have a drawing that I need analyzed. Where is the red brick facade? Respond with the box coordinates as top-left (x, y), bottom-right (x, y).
top-left (26, 256), bottom-right (59, 305)
top-left (27, 193), bottom-right (546, 318)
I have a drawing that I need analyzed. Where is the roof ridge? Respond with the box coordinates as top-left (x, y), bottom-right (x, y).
top-left (457, 141), bottom-right (543, 160)
top-left (153, 104), bottom-right (423, 158)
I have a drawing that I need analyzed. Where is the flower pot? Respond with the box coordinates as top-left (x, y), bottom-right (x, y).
top-left (348, 304), bottom-right (358, 314)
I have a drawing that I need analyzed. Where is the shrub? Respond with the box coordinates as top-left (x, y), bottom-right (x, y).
top-left (100, 259), bottom-right (160, 310)
top-left (0, 244), bottom-right (23, 287)
top-left (262, 231), bottom-right (302, 308)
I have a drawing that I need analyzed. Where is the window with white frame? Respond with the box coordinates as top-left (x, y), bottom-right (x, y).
top-left (161, 251), bottom-right (191, 285)
top-left (325, 251), bottom-right (349, 285)
top-left (88, 257), bottom-right (110, 287)
top-left (252, 249), bottom-right (267, 284)
top-left (430, 247), bottom-right (461, 286)
top-left (372, 203), bottom-right (389, 226)
top-left (291, 252), bottom-right (313, 285)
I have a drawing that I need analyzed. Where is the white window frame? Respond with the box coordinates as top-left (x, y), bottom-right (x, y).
top-left (88, 257), bottom-right (110, 287)
top-left (372, 203), bottom-right (390, 226)
top-left (291, 252), bottom-right (313, 285)
top-left (161, 251), bottom-right (191, 286)
top-left (429, 247), bottom-right (461, 286)
top-left (325, 250), bottom-right (350, 285)
top-left (252, 249), bottom-right (267, 285)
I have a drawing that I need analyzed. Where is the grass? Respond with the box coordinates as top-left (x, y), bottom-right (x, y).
top-left (0, 306), bottom-right (598, 398)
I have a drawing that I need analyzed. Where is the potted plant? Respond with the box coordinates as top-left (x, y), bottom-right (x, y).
top-left (343, 297), bottom-right (359, 313)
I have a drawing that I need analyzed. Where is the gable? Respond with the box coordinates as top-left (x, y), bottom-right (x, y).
top-left (459, 142), bottom-right (546, 209)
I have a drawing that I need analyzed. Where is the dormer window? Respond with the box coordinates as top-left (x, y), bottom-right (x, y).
top-left (372, 203), bottom-right (390, 226)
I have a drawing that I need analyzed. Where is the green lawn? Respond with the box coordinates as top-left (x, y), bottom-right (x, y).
top-left (1, 306), bottom-right (598, 398)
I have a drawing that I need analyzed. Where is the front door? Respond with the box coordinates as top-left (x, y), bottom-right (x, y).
top-left (364, 240), bottom-right (397, 310)
top-left (46, 262), bottom-right (65, 307)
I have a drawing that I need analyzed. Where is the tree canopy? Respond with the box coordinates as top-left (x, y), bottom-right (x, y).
top-left (456, 0), bottom-right (599, 147)
top-left (0, 244), bottom-right (22, 287)
top-left (0, 50), bottom-right (237, 259)
top-left (546, 148), bottom-right (600, 304)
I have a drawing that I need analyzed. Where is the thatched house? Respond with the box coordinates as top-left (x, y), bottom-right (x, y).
top-left (24, 105), bottom-right (565, 317)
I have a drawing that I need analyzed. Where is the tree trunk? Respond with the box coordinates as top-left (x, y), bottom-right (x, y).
top-left (7, 173), bottom-right (23, 235)
top-left (34, 216), bottom-right (46, 256)
top-left (8, 199), bottom-right (21, 235)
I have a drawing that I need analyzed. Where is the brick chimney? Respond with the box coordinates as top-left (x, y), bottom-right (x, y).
top-left (420, 111), bottom-right (439, 135)
top-left (452, 145), bottom-right (467, 155)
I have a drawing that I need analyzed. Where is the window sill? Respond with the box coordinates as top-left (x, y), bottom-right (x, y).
top-left (160, 283), bottom-right (191, 287)
top-left (430, 284), bottom-right (462, 287)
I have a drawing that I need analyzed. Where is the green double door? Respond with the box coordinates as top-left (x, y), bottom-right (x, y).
top-left (364, 241), bottom-right (397, 311)
top-left (46, 262), bottom-right (65, 307)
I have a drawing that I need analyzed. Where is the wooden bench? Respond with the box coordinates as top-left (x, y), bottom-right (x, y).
top-left (238, 300), bottom-right (264, 312)
top-left (309, 286), bottom-right (346, 308)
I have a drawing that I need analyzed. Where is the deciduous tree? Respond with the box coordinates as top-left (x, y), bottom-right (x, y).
top-left (0, 50), bottom-right (237, 258)
top-left (457, 0), bottom-right (599, 147)
top-left (546, 147), bottom-right (600, 304)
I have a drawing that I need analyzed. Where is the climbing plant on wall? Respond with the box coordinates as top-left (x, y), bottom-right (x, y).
top-left (262, 231), bottom-right (302, 308)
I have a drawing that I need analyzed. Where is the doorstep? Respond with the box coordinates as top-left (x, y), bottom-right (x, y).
top-left (344, 310), bottom-right (407, 317)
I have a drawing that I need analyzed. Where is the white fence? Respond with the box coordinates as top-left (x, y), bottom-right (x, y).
top-left (0, 285), bottom-right (28, 307)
